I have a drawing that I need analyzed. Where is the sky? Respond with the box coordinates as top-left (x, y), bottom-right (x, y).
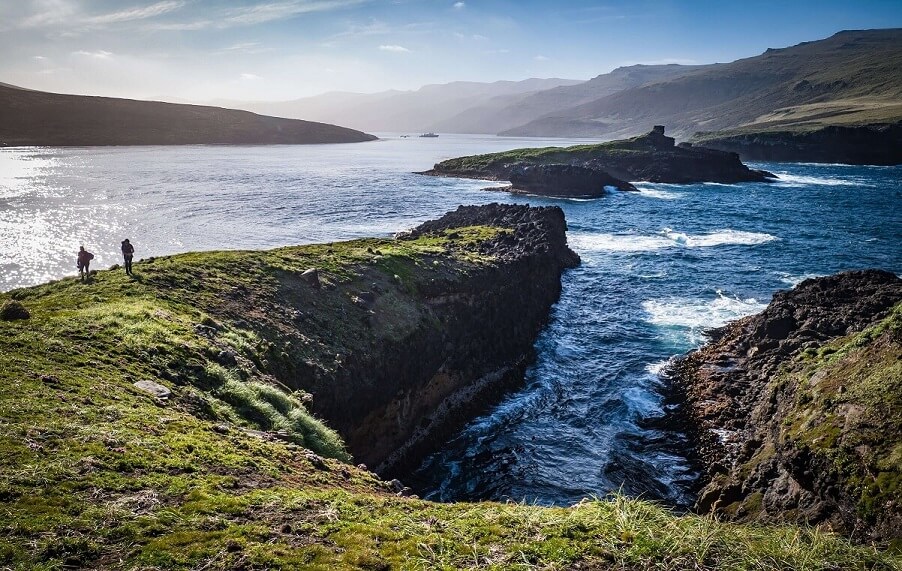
top-left (1, 0), bottom-right (901, 102)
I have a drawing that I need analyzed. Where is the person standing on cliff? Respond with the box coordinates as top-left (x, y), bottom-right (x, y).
top-left (121, 239), bottom-right (135, 275)
top-left (76, 246), bottom-right (94, 281)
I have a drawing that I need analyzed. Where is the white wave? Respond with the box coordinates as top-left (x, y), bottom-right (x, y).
top-left (632, 183), bottom-right (681, 200)
top-left (777, 272), bottom-right (822, 287)
top-left (569, 228), bottom-right (777, 253)
top-left (642, 290), bottom-right (767, 346)
top-left (661, 228), bottom-right (777, 248)
top-left (773, 173), bottom-right (869, 187)
top-left (644, 359), bottom-right (672, 376)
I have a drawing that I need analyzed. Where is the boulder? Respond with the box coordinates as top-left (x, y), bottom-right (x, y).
top-left (0, 300), bottom-right (30, 321)
top-left (508, 163), bottom-right (635, 198)
top-left (300, 268), bottom-right (321, 288)
top-left (133, 380), bottom-right (171, 400)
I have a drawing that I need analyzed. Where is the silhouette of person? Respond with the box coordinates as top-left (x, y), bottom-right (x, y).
top-left (121, 239), bottom-right (135, 275)
top-left (77, 246), bottom-right (94, 281)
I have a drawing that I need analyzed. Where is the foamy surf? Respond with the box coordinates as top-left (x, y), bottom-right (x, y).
top-left (773, 173), bottom-right (872, 187)
top-left (569, 228), bottom-right (777, 253)
top-left (777, 272), bottom-right (823, 287)
top-left (642, 290), bottom-right (767, 346)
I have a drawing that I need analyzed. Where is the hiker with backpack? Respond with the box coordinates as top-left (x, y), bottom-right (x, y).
top-left (77, 246), bottom-right (94, 281)
top-left (121, 239), bottom-right (135, 275)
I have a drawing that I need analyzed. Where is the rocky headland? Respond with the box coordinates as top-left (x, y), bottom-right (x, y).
top-left (0, 82), bottom-right (377, 146)
top-left (692, 123), bottom-right (902, 165)
top-left (420, 126), bottom-right (774, 198)
top-left (670, 270), bottom-right (902, 544)
top-left (1, 207), bottom-right (900, 568)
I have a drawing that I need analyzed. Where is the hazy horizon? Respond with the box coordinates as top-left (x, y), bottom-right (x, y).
top-left (2, 0), bottom-right (901, 103)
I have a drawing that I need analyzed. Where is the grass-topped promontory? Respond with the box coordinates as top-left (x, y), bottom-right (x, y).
top-left (1, 221), bottom-right (899, 569)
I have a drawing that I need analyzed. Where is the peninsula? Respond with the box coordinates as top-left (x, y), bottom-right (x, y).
top-left (0, 205), bottom-right (895, 569)
top-left (0, 82), bottom-right (376, 147)
top-left (420, 126), bottom-right (774, 198)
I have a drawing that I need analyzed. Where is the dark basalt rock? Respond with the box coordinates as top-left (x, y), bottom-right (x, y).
top-left (507, 163), bottom-right (636, 197)
top-left (669, 270), bottom-right (902, 543)
top-left (0, 300), bottom-right (30, 321)
top-left (420, 126), bottom-right (775, 185)
top-left (692, 123), bottom-right (902, 165)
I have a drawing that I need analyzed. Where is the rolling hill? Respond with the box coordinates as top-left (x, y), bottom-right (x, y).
top-left (0, 83), bottom-right (377, 147)
top-left (223, 77), bottom-right (582, 133)
top-left (501, 29), bottom-right (902, 139)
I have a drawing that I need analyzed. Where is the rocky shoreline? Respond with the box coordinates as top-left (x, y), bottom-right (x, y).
top-left (669, 270), bottom-right (902, 543)
top-left (692, 123), bottom-right (902, 166)
top-left (419, 126), bottom-right (774, 198)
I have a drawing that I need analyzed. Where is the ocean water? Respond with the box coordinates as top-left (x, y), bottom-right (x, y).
top-left (2, 135), bottom-right (900, 507)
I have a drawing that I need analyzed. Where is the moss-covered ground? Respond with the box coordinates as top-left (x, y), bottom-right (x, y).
top-left (782, 303), bottom-right (902, 530)
top-left (1, 231), bottom-right (899, 569)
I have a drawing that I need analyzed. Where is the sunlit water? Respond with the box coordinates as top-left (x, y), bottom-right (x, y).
top-left (2, 135), bottom-right (900, 507)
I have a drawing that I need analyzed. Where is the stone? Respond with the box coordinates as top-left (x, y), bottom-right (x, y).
top-left (300, 268), bottom-right (321, 288)
top-left (305, 452), bottom-right (328, 470)
top-left (0, 300), bottom-right (30, 321)
top-left (508, 163), bottom-right (635, 198)
top-left (133, 380), bottom-right (171, 400)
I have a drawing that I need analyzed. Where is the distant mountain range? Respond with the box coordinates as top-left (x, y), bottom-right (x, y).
top-left (220, 29), bottom-right (900, 142)
top-left (0, 83), bottom-right (376, 147)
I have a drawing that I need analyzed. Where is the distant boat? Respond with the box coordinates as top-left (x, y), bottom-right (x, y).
top-left (400, 135), bottom-right (410, 138)
top-left (419, 132), bottom-right (439, 138)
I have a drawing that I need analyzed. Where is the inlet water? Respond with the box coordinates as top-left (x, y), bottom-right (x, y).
top-left (2, 136), bottom-right (899, 507)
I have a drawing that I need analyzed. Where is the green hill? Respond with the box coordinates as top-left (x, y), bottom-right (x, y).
top-left (502, 29), bottom-right (902, 140)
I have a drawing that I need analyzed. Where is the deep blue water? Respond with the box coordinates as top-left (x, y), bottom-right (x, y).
top-left (2, 136), bottom-right (899, 507)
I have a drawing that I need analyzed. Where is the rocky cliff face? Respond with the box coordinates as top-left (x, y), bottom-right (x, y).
top-left (670, 270), bottom-right (902, 543)
top-left (692, 123), bottom-right (902, 165)
top-left (421, 127), bottom-right (774, 187)
top-left (187, 203), bottom-right (579, 477)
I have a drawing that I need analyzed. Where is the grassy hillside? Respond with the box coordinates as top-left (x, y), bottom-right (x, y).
top-left (503, 29), bottom-right (902, 138)
top-left (0, 235), bottom-right (899, 568)
top-left (0, 83), bottom-right (377, 146)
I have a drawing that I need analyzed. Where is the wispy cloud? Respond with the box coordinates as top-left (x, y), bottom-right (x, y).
top-left (83, 1), bottom-right (184, 25)
top-left (533, 55), bottom-right (550, 61)
top-left (379, 44), bottom-right (410, 53)
top-left (72, 50), bottom-right (114, 59)
top-left (154, 0), bottom-right (369, 31)
top-left (453, 2), bottom-right (465, 8)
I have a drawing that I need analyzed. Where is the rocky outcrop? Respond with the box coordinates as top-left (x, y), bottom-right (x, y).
top-left (670, 270), bottom-right (902, 543)
top-left (506, 163), bottom-right (636, 197)
top-left (211, 204), bottom-right (580, 478)
top-left (420, 126), bottom-right (774, 186)
top-left (691, 123), bottom-right (902, 165)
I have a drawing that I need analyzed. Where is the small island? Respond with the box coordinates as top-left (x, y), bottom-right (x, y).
top-left (419, 126), bottom-right (775, 198)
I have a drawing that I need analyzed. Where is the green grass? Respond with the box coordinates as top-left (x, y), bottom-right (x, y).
top-left (0, 231), bottom-right (899, 569)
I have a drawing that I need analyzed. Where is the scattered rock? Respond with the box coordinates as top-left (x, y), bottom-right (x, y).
top-left (300, 268), bottom-right (321, 288)
top-left (305, 453), bottom-right (329, 470)
top-left (212, 423), bottom-right (230, 434)
top-left (0, 300), bottom-right (30, 321)
top-left (387, 479), bottom-right (405, 493)
top-left (133, 380), bottom-right (171, 400)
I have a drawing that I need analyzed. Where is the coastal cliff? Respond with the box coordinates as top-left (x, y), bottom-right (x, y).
top-left (670, 271), bottom-right (902, 543)
top-left (0, 208), bottom-right (899, 568)
top-left (692, 123), bottom-right (902, 165)
top-left (420, 127), bottom-right (774, 195)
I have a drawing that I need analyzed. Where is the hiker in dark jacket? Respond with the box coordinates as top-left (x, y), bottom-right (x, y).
top-left (121, 239), bottom-right (135, 275)
top-left (77, 246), bottom-right (94, 281)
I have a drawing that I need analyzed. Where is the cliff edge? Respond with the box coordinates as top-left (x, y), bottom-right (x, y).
top-left (671, 270), bottom-right (902, 544)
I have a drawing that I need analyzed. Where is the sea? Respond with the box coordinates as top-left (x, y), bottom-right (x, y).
top-left (2, 134), bottom-right (900, 508)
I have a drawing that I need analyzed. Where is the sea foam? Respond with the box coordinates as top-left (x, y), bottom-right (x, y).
top-left (569, 228), bottom-right (777, 253)
top-left (642, 290), bottom-right (767, 346)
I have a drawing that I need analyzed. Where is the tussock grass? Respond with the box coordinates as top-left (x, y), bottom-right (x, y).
top-left (0, 234), bottom-right (899, 569)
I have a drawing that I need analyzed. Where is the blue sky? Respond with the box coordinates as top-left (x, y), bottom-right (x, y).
top-left (1, 0), bottom-right (900, 101)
